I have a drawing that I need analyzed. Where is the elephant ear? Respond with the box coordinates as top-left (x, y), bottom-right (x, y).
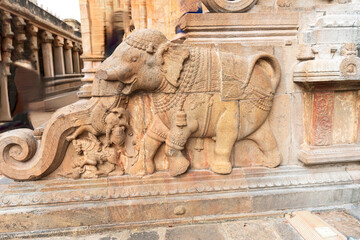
top-left (158, 42), bottom-right (190, 87)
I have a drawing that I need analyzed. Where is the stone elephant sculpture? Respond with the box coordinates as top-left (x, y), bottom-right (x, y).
top-left (96, 29), bottom-right (281, 177)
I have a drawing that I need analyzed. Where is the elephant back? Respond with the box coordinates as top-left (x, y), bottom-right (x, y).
top-left (219, 52), bottom-right (281, 102)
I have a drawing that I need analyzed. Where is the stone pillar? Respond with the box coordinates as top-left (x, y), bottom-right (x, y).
top-left (40, 31), bottom-right (54, 77)
top-left (139, 0), bottom-right (147, 29)
top-left (0, 10), bottom-right (14, 121)
top-left (53, 36), bottom-right (65, 76)
top-left (72, 42), bottom-right (81, 74)
top-left (64, 39), bottom-right (74, 74)
top-left (13, 16), bottom-right (27, 60)
top-left (78, 0), bottom-right (106, 98)
top-left (1, 11), bottom-right (14, 75)
top-left (27, 24), bottom-right (40, 74)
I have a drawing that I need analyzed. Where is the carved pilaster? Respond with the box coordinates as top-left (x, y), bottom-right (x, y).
top-left (72, 42), bottom-right (81, 74)
top-left (64, 39), bottom-right (74, 74)
top-left (13, 16), bottom-right (27, 59)
top-left (1, 10), bottom-right (14, 75)
top-left (40, 31), bottom-right (54, 77)
top-left (53, 36), bottom-right (65, 75)
top-left (139, 0), bottom-right (147, 29)
top-left (0, 10), bottom-right (13, 121)
top-left (26, 24), bottom-right (40, 74)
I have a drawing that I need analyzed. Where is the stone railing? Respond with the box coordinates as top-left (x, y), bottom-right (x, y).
top-left (0, 0), bottom-right (83, 120)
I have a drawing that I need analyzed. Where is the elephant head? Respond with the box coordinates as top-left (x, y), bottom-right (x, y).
top-left (95, 29), bottom-right (190, 95)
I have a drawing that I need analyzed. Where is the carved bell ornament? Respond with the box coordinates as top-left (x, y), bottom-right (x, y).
top-left (201, 0), bottom-right (257, 13)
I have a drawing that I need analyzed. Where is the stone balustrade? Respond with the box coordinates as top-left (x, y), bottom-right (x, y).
top-left (0, 0), bottom-right (83, 120)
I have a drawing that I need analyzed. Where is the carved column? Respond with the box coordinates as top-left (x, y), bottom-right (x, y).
top-left (0, 10), bottom-right (14, 121)
top-left (1, 11), bottom-right (14, 75)
top-left (13, 16), bottom-right (27, 60)
top-left (27, 24), bottom-right (40, 74)
top-left (139, 0), bottom-right (147, 29)
top-left (53, 36), bottom-right (65, 76)
top-left (78, 0), bottom-right (106, 98)
top-left (72, 42), bottom-right (81, 74)
top-left (40, 31), bottom-right (54, 77)
top-left (64, 39), bottom-right (74, 74)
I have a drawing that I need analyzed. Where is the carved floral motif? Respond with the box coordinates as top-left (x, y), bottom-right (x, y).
top-left (312, 92), bottom-right (334, 146)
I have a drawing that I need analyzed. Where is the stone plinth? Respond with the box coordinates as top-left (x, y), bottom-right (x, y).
top-left (0, 166), bottom-right (358, 238)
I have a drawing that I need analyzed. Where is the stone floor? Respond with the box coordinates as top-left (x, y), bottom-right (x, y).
top-left (37, 205), bottom-right (359, 240)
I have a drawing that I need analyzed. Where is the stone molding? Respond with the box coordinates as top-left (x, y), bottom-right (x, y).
top-left (1, 166), bottom-right (357, 208)
top-left (298, 145), bottom-right (360, 165)
top-left (180, 12), bottom-right (299, 45)
top-left (0, 166), bottom-right (358, 236)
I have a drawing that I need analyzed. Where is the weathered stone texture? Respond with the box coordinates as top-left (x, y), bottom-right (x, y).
top-left (0, 0), bottom-right (360, 236)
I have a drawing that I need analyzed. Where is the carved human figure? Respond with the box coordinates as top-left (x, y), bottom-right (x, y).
top-left (70, 124), bottom-right (128, 179)
top-left (66, 107), bottom-right (129, 147)
top-left (95, 29), bottom-right (281, 177)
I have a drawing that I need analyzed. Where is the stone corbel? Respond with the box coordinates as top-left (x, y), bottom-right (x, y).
top-left (40, 30), bottom-right (54, 43)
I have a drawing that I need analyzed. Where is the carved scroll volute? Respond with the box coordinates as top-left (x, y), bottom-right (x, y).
top-left (0, 129), bottom-right (38, 180)
top-left (201, 0), bottom-right (257, 13)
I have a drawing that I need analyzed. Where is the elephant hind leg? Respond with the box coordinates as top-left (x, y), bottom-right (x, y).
top-left (212, 104), bottom-right (239, 174)
top-left (247, 119), bottom-right (281, 168)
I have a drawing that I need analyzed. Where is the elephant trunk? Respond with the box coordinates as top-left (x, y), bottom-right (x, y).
top-left (95, 68), bottom-right (118, 81)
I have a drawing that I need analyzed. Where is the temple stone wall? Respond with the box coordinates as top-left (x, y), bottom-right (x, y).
top-left (0, 0), bottom-right (359, 236)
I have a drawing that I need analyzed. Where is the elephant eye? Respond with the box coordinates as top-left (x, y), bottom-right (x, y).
top-left (131, 57), bottom-right (137, 62)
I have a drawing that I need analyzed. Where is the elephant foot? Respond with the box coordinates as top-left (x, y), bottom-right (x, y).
top-left (129, 160), bottom-right (146, 177)
top-left (262, 149), bottom-right (281, 168)
top-left (211, 158), bottom-right (232, 175)
top-left (168, 156), bottom-right (190, 177)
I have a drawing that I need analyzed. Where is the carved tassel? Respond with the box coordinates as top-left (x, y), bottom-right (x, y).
top-left (176, 110), bottom-right (187, 127)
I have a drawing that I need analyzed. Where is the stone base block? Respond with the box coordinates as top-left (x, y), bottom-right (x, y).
top-left (0, 166), bottom-right (359, 238)
top-left (298, 144), bottom-right (360, 165)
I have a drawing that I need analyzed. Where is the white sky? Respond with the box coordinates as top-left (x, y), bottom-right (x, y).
top-left (36, 0), bottom-right (81, 22)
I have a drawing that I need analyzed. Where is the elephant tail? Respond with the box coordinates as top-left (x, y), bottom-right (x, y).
top-left (219, 52), bottom-right (281, 101)
top-left (249, 53), bottom-right (281, 92)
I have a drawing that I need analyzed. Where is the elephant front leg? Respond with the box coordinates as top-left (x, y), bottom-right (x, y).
top-left (164, 144), bottom-right (190, 177)
top-left (165, 118), bottom-right (199, 176)
top-left (129, 135), bottom-right (163, 176)
top-left (247, 119), bottom-right (281, 168)
top-left (212, 104), bottom-right (239, 174)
